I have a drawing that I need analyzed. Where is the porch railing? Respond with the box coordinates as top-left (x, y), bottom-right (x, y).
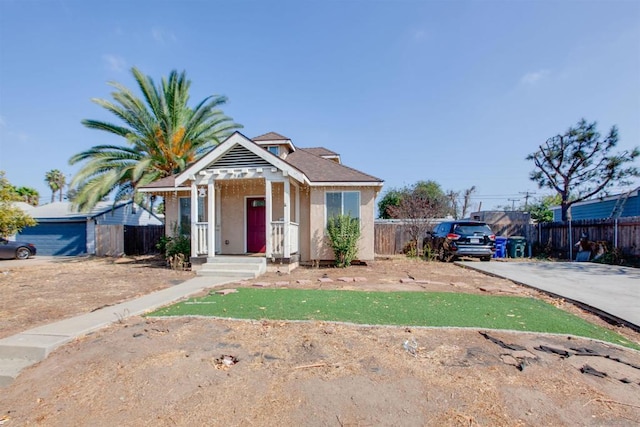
top-left (270, 221), bottom-right (299, 257)
top-left (193, 221), bottom-right (299, 257)
top-left (195, 222), bottom-right (208, 255)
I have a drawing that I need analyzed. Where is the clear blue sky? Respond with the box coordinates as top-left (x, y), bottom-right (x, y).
top-left (1, 0), bottom-right (638, 212)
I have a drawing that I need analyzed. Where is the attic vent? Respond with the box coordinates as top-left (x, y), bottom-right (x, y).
top-left (212, 145), bottom-right (272, 169)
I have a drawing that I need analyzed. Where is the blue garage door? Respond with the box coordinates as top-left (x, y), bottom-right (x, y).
top-left (18, 222), bottom-right (87, 256)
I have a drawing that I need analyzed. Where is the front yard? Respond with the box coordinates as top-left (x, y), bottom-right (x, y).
top-left (1, 256), bottom-right (639, 425)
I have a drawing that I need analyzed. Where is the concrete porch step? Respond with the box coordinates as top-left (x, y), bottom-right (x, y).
top-left (196, 256), bottom-right (266, 279)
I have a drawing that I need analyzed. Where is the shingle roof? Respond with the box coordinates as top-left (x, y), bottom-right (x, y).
top-left (252, 132), bottom-right (290, 141)
top-left (142, 175), bottom-right (177, 188)
top-left (285, 148), bottom-right (382, 183)
top-left (302, 147), bottom-right (339, 157)
top-left (138, 132), bottom-right (382, 189)
top-left (11, 202), bottom-right (35, 213)
top-left (29, 201), bottom-right (131, 219)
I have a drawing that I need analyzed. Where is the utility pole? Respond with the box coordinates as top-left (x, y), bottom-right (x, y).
top-left (519, 191), bottom-right (536, 210)
top-left (508, 198), bottom-right (520, 211)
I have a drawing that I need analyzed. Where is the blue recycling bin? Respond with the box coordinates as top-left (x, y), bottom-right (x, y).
top-left (493, 236), bottom-right (507, 258)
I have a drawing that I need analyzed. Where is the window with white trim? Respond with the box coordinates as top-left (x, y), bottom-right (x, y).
top-left (266, 146), bottom-right (279, 156)
top-left (179, 197), bottom-right (205, 235)
top-left (326, 191), bottom-right (360, 223)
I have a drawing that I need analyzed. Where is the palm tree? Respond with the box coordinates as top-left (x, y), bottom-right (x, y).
top-left (69, 67), bottom-right (241, 211)
top-left (15, 186), bottom-right (40, 206)
top-left (44, 169), bottom-right (66, 203)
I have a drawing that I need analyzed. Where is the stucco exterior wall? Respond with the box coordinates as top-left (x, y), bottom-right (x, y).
top-left (298, 185), bottom-right (311, 261)
top-left (306, 186), bottom-right (377, 262)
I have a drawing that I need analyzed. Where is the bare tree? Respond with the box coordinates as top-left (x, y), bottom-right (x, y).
top-left (446, 190), bottom-right (460, 219)
top-left (388, 187), bottom-right (443, 255)
top-left (527, 119), bottom-right (639, 220)
top-left (460, 185), bottom-right (476, 218)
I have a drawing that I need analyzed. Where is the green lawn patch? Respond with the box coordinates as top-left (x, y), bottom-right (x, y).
top-left (149, 288), bottom-right (639, 350)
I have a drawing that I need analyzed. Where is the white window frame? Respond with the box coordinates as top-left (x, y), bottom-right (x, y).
top-left (325, 191), bottom-right (361, 225)
top-left (266, 145), bottom-right (280, 156)
top-left (179, 197), bottom-right (205, 235)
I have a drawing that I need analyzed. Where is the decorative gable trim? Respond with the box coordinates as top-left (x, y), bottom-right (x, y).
top-left (175, 132), bottom-right (307, 186)
top-left (211, 145), bottom-right (273, 169)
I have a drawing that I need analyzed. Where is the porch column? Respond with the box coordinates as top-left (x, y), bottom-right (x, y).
top-left (207, 179), bottom-right (215, 261)
top-left (294, 182), bottom-right (300, 225)
top-left (190, 180), bottom-right (198, 258)
top-left (265, 179), bottom-right (272, 258)
top-left (284, 179), bottom-right (291, 258)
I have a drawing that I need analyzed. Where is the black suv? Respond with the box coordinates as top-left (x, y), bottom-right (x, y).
top-left (424, 221), bottom-right (495, 262)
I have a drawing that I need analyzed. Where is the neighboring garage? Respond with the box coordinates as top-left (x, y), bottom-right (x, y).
top-left (17, 201), bottom-right (163, 256)
top-left (18, 221), bottom-right (87, 256)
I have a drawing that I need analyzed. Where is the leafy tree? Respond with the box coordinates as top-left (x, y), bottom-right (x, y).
top-left (377, 189), bottom-right (403, 219)
top-left (379, 180), bottom-right (450, 219)
top-left (412, 180), bottom-right (449, 214)
top-left (45, 169), bottom-right (66, 202)
top-left (14, 186), bottom-right (40, 206)
top-left (0, 171), bottom-right (37, 237)
top-left (527, 119), bottom-right (639, 221)
top-left (69, 67), bottom-right (242, 211)
top-left (528, 194), bottom-right (562, 223)
top-left (386, 181), bottom-right (450, 256)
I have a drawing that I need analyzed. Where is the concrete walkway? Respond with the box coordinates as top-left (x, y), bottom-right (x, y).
top-left (459, 261), bottom-right (640, 329)
top-left (0, 275), bottom-right (241, 387)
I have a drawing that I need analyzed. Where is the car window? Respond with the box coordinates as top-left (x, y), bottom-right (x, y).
top-left (454, 224), bottom-right (492, 235)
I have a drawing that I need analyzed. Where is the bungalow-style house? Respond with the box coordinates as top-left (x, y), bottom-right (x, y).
top-left (551, 187), bottom-right (640, 221)
top-left (138, 132), bottom-right (383, 273)
top-left (17, 201), bottom-right (163, 256)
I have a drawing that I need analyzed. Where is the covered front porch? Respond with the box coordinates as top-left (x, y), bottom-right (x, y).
top-left (187, 168), bottom-right (302, 264)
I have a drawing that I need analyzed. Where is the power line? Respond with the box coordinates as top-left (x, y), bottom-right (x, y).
top-left (519, 191), bottom-right (536, 209)
top-left (507, 198), bottom-right (520, 210)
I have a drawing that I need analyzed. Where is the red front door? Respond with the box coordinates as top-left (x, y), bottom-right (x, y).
top-left (247, 197), bottom-right (266, 253)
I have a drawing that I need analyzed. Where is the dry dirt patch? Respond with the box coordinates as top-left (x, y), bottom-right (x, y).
top-left (2, 319), bottom-right (640, 426)
top-left (0, 256), bottom-right (195, 339)
top-left (1, 256), bottom-right (639, 425)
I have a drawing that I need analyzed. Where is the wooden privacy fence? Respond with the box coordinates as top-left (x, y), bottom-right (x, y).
top-left (536, 216), bottom-right (640, 259)
top-left (124, 225), bottom-right (165, 255)
top-left (95, 225), bottom-right (165, 256)
top-left (375, 217), bottom-right (640, 258)
top-left (95, 225), bottom-right (124, 256)
top-left (374, 220), bottom-right (535, 255)
top-left (374, 222), bottom-right (416, 255)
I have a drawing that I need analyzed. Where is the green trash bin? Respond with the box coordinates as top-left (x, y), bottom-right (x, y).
top-left (507, 236), bottom-right (526, 258)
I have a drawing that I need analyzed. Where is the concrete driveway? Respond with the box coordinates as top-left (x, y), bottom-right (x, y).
top-left (458, 260), bottom-right (640, 329)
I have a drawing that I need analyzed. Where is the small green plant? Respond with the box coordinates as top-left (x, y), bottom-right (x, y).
top-left (165, 233), bottom-right (190, 259)
top-left (402, 240), bottom-right (425, 258)
top-left (326, 214), bottom-right (361, 268)
top-left (155, 235), bottom-right (171, 255)
top-left (423, 243), bottom-right (436, 261)
top-left (402, 240), bottom-right (416, 257)
top-left (158, 223), bottom-right (191, 269)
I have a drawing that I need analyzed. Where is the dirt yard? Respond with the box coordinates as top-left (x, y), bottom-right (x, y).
top-left (1, 256), bottom-right (639, 426)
